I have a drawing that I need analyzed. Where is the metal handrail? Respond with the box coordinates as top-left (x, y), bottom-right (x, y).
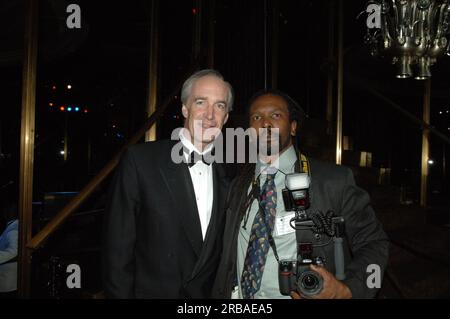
top-left (27, 63), bottom-right (200, 250)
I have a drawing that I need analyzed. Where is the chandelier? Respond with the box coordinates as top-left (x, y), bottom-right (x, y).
top-left (364, 0), bottom-right (450, 79)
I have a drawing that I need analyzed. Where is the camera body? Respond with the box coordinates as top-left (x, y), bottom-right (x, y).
top-left (282, 173), bottom-right (310, 211)
top-left (278, 243), bottom-right (324, 297)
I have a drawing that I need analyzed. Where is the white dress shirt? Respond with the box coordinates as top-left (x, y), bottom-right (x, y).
top-left (179, 129), bottom-right (214, 240)
top-left (0, 219), bottom-right (18, 292)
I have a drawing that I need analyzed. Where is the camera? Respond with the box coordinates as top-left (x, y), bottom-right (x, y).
top-left (278, 243), bottom-right (324, 297)
top-left (282, 173), bottom-right (310, 211)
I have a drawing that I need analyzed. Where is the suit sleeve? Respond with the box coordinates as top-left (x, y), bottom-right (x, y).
top-left (339, 168), bottom-right (390, 299)
top-left (102, 149), bottom-right (139, 298)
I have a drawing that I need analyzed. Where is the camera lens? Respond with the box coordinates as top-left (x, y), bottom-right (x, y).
top-left (297, 270), bottom-right (323, 297)
top-left (302, 274), bottom-right (318, 289)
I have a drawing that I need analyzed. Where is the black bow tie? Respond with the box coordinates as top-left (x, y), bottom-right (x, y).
top-left (185, 150), bottom-right (214, 167)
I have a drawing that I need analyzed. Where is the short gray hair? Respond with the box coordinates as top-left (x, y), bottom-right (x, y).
top-left (181, 69), bottom-right (234, 111)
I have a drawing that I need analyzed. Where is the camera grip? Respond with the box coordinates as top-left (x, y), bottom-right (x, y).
top-left (334, 237), bottom-right (346, 280)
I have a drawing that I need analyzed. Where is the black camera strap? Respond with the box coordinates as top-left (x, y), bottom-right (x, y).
top-left (241, 178), bottom-right (260, 230)
top-left (268, 233), bottom-right (281, 263)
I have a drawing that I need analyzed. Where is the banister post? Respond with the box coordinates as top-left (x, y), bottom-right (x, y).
top-left (18, 0), bottom-right (39, 298)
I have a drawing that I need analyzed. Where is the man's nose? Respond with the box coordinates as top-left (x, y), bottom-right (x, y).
top-left (205, 103), bottom-right (214, 120)
top-left (262, 118), bottom-right (272, 128)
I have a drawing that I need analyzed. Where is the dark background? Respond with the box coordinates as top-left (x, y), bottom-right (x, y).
top-left (1, 0), bottom-right (448, 196)
top-left (0, 0), bottom-right (449, 298)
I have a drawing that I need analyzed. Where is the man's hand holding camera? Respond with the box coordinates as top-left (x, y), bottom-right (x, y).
top-left (290, 265), bottom-right (352, 299)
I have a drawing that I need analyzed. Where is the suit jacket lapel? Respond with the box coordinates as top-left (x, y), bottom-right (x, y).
top-left (160, 154), bottom-right (203, 258)
top-left (191, 162), bottom-right (226, 277)
top-left (205, 162), bottom-right (221, 242)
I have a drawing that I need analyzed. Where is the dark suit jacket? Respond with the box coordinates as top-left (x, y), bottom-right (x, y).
top-left (103, 139), bottom-right (229, 298)
top-left (212, 159), bottom-right (389, 299)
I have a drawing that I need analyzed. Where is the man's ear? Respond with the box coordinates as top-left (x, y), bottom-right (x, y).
top-left (290, 120), bottom-right (298, 136)
top-left (182, 105), bottom-right (188, 118)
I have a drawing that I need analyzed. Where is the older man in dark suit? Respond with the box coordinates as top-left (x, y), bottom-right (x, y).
top-left (213, 89), bottom-right (389, 299)
top-left (103, 69), bottom-right (233, 298)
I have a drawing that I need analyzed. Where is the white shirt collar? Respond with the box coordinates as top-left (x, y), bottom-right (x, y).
top-left (178, 128), bottom-right (214, 155)
top-left (256, 145), bottom-right (297, 176)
